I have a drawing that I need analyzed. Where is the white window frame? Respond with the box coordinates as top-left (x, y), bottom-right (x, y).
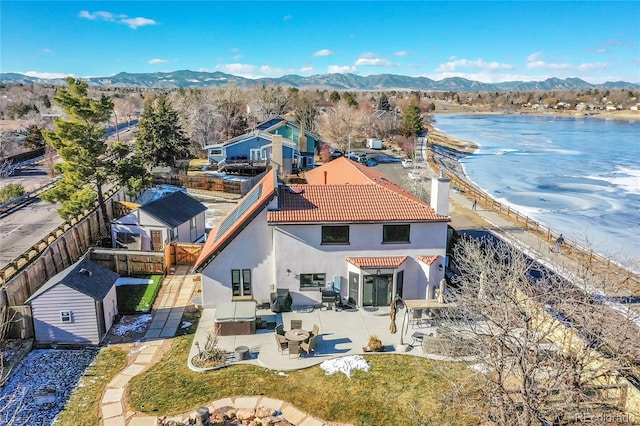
top-left (60, 310), bottom-right (72, 323)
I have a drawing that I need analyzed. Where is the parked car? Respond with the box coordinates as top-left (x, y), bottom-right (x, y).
top-left (358, 154), bottom-right (368, 165)
top-left (402, 159), bottom-right (414, 169)
top-left (366, 158), bottom-right (378, 167)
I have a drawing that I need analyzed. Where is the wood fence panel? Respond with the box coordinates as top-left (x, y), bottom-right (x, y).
top-left (6, 306), bottom-right (33, 339)
top-left (173, 243), bottom-right (202, 265)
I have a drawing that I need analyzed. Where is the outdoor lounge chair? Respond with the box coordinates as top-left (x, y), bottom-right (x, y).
top-left (290, 319), bottom-right (302, 330)
top-left (300, 335), bottom-right (317, 356)
top-left (287, 340), bottom-right (301, 358)
top-left (275, 323), bottom-right (285, 336)
top-left (275, 334), bottom-right (288, 353)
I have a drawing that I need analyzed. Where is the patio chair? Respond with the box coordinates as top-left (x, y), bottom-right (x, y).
top-left (287, 339), bottom-right (301, 358)
top-left (275, 323), bottom-right (285, 336)
top-left (310, 324), bottom-right (320, 337)
top-left (274, 334), bottom-right (288, 353)
top-left (411, 309), bottom-right (423, 327)
top-left (411, 331), bottom-right (425, 346)
top-left (290, 319), bottom-right (303, 330)
top-left (300, 335), bottom-right (317, 357)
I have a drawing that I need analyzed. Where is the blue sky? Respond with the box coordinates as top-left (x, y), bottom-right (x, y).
top-left (2, 1), bottom-right (639, 84)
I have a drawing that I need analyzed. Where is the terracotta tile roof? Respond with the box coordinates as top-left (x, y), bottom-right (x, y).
top-left (346, 256), bottom-right (408, 268)
top-left (270, 157), bottom-right (448, 223)
top-left (417, 255), bottom-right (439, 265)
top-left (194, 170), bottom-right (277, 271)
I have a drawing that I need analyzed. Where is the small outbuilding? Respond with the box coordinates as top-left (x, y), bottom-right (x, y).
top-left (26, 258), bottom-right (120, 346)
top-left (111, 190), bottom-right (208, 251)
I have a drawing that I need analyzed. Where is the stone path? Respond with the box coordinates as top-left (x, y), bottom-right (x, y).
top-left (101, 265), bottom-right (196, 426)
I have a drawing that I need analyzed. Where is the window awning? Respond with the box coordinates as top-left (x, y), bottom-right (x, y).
top-left (346, 256), bottom-right (408, 268)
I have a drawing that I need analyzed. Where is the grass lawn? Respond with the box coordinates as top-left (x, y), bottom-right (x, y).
top-left (127, 334), bottom-right (482, 425)
top-left (56, 347), bottom-right (128, 426)
top-left (117, 275), bottom-right (163, 313)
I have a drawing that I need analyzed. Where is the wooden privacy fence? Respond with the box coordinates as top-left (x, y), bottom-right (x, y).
top-left (152, 171), bottom-right (267, 196)
top-left (88, 248), bottom-right (166, 275)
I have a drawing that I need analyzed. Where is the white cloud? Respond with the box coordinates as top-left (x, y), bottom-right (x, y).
top-left (526, 53), bottom-right (607, 73)
top-left (148, 58), bottom-right (168, 65)
top-left (41, 48), bottom-right (53, 54)
top-left (313, 49), bottom-right (333, 57)
top-left (231, 47), bottom-right (239, 52)
top-left (216, 63), bottom-right (257, 75)
top-left (121, 17), bottom-right (157, 29)
top-left (589, 48), bottom-right (608, 54)
top-left (300, 66), bottom-right (314, 74)
top-left (78, 10), bottom-right (156, 29)
top-left (328, 65), bottom-right (356, 74)
top-left (394, 51), bottom-right (409, 57)
top-left (232, 54), bottom-right (242, 60)
top-left (283, 14), bottom-right (293, 21)
top-left (436, 58), bottom-right (514, 72)
top-left (354, 53), bottom-right (394, 67)
top-left (23, 71), bottom-right (73, 79)
top-left (527, 52), bottom-right (542, 62)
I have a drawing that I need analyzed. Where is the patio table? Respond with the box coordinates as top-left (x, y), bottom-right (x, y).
top-left (285, 329), bottom-right (309, 342)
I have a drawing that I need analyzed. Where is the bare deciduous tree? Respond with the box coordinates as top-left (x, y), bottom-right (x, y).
top-left (317, 101), bottom-right (367, 152)
top-left (440, 235), bottom-right (639, 425)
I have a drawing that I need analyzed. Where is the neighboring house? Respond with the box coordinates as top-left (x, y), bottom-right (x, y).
top-left (205, 117), bottom-right (322, 175)
top-left (194, 157), bottom-right (451, 309)
top-left (111, 190), bottom-right (207, 251)
top-left (26, 258), bottom-right (119, 345)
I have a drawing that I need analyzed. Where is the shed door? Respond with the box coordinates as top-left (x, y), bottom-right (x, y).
top-left (151, 230), bottom-right (163, 251)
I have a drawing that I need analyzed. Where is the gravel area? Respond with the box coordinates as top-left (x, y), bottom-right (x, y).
top-left (0, 348), bottom-right (98, 425)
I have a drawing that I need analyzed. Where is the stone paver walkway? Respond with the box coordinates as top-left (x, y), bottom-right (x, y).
top-left (101, 265), bottom-right (196, 426)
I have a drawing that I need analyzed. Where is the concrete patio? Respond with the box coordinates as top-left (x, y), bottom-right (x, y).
top-left (189, 305), bottom-right (443, 372)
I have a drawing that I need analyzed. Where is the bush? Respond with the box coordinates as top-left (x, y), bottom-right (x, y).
top-left (0, 183), bottom-right (25, 203)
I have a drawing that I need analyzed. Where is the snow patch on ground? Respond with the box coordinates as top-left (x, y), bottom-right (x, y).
top-left (320, 355), bottom-right (370, 378)
top-left (110, 314), bottom-right (152, 336)
top-left (115, 277), bottom-right (153, 286)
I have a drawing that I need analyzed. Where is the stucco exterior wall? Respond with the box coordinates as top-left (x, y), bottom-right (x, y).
top-left (200, 208), bottom-right (274, 308)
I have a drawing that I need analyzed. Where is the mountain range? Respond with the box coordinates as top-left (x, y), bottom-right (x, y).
top-left (1, 70), bottom-right (638, 92)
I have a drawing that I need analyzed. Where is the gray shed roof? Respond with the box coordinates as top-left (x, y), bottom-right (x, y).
top-left (139, 191), bottom-right (207, 228)
top-left (26, 258), bottom-right (119, 303)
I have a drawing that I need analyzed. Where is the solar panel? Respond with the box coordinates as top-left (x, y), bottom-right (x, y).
top-left (215, 184), bottom-right (263, 240)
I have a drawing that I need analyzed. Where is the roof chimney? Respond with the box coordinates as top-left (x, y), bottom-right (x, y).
top-left (78, 268), bottom-right (93, 277)
top-left (298, 122), bottom-right (308, 153)
top-left (430, 168), bottom-right (450, 216)
top-left (271, 134), bottom-right (284, 177)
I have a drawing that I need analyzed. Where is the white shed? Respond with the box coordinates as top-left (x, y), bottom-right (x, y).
top-left (26, 258), bottom-right (119, 346)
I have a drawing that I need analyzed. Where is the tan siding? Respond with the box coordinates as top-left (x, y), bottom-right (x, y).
top-left (31, 284), bottom-right (100, 344)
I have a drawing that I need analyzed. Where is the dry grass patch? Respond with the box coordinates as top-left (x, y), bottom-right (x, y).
top-left (127, 335), bottom-right (482, 425)
top-left (56, 347), bottom-right (128, 426)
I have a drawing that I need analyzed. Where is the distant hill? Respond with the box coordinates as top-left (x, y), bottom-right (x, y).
top-left (1, 70), bottom-right (638, 92)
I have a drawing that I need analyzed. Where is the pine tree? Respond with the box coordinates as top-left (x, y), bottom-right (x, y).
top-left (41, 77), bottom-right (114, 230)
top-left (401, 103), bottom-right (423, 137)
top-left (378, 93), bottom-right (391, 111)
top-left (135, 96), bottom-right (190, 169)
top-left (23, 124), bottom-right (45, 150)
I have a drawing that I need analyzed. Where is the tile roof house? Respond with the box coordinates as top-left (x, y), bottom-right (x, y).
top-left (26, 258), bottom-right (119, 345)
top-left (205, 117), bottom-right (322, 175)
top-left (111, 191), bottom-right (207, 251)
top-left (194, 157), bottom-right (451, 309)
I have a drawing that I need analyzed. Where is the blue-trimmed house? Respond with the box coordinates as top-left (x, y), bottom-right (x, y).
top-left (206, 117), bottom-right (322, 175)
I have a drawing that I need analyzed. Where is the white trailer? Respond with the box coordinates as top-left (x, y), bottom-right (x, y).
top-left (366, 138), bottom-right (383, 149)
